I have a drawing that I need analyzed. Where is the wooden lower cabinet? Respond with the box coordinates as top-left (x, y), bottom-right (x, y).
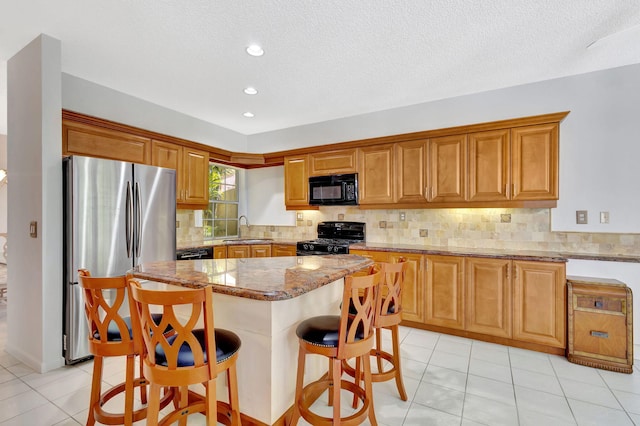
top-left (425, 255), bottom-right (465, 329)
top-left (213, 246), bottom-right (227, 259)
top-left (465, 257), bottom-right (512, 338)
top-left (250, 245), bottom-right (272, 257)
top-left (226, 245), bottom-right (251, 258)
top-left (513, 260), bottom-right (566, 348)
top-left (350, 249), bottom-right (424, 323)
top-left (272, 244), bottom-right (297, 256)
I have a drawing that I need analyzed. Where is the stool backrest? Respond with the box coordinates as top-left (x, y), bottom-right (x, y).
top-left (128, 279), bottom-right (216, 379)
top-left (338, 264), bottom-right (381, 360)
top-left (78, 269), bottom-right (134, 356)
top-left (376, 259), bottom-right (409, 327)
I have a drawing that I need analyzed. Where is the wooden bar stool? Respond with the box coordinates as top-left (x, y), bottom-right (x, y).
top-left (345, 260), bottom-right (409, 403)
top-left (127, 278), bottom-right (242, 426)
top-left (289, 264), bottom-right (381, 426)
top-left (78, 269), bottom-right (172, 425)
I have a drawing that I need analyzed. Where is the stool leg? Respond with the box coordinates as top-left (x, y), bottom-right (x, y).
top-left (179, 386), bottom-right (189, 426)
top-left (124, 354), bottom-right (135, 425)
top-left (138, 355), bottom-right (147, 404)
top-left (205, 379), bottom-right (217, 426)
top-left (390, 325), bottom-right (408, 401)
top-left (331, 357), bottom-right (342, 424)
top-left (87, 356), bottom-right (103, 426)
top-left (227, 362), bottom-right (241, 425)
top-left (351, 356), bottom-right (361, 409)
top-left (289, 346), bottom-right (306, 426)
top-left (328, 358), bottom-right (334, 406)
top-left (362, 354), bottom-right (378, 426)
top-left (375, 327), bottom-right (384, 373)
top-left (147, 382), bottom-right (161, 425)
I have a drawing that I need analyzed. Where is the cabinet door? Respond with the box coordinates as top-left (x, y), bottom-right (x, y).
top-left (63, 120), bottom-right (151, 164)
top-left (272, 244), bottom-right (297, 257)
top-left (395, 140), bottom-right (427, 203)
top-left (213, 246), bottom-right (227, 259)
top-left (309, 149), bottom-right (357, 176)
top-left (227, 245), bottom-right (251, 258)
top-left (284, 155), bottom-right (310, 208)
top-left (468, 130), bottom-right (510, 202)
top-left (465, 258), bottom-right (512, 338)
top-left (349, 249), bottom-right (389, 263)
top-left (151, 140), bottom-right (184, 200)
top-left (511, 123), bottom-right (559, 201)
top-left (389, 252), bottom-right (424, 323)
top-left (182, 147), bottom-right (209, 205)
top-left (358, 144), bottom-right (395, 204)
top-left (250, 245), bottom-right (272, 257)
top-left (513, 261), bottom-right (566, 347)
top-left (425, 255), bottom-right (465, 329)
top-left (427, 134), bottom-right (467, 202)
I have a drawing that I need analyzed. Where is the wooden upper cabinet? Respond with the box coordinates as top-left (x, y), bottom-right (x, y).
top-left (358, 144), bottom-right (395, 204)
top-left (513, 260), bottom-right (566, 348)
top-left (468, 129), bottom-right (511, 202)
top-left (63, 120), bottom-right (151, 164)
top-left (284, 155), bottom-right (311, 208)
top-left (395, 140), bottom-right (427, 203)
top-left (309, 149), bottom-right (357, 176)
top-left (152, 140), bottom-right (208, 206)
top-left (465, 257), bottom-right (512, 338)
top-left (511, 123), bottom-right (559, 201)
top-left (427, 134), bottom-right (467, 203)
top-left (425, 255), bottom-right (465, 329)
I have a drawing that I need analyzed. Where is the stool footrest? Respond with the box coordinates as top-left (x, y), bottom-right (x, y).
top-left (298, 378), bottom-right (370, 426)
top-left (93, 380), bottom-right (173, 425)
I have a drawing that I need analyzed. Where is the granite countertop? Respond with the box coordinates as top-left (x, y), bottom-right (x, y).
top-left (129, 254), bottom-right (373, 301)
top-left (349, 242), bottom-right (640, 263)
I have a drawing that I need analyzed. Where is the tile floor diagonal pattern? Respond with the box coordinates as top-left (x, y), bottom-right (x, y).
top-left (0, 301), bottom-right (639, 426)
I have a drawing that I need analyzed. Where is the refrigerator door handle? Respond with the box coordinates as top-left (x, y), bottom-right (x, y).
top-left (126, 181), bottom-right (133, 258)
top-left (135, 181), bottom-right (142, 258)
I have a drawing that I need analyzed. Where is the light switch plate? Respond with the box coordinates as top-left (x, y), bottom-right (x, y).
top-left (576, 210), bottom-right (588, 224)
top-left (600, 211), bottom-right (610, 224)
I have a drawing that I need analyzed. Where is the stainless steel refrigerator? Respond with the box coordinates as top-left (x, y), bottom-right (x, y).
top-left (63, 155), bottom-right (176, 364)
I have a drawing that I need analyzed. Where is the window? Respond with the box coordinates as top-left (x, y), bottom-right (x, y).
top-left (203, 163), bottom-right (238, 239)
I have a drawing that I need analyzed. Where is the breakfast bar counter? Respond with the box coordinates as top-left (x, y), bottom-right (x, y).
top-left (129, 255), bottom-right (373, 425)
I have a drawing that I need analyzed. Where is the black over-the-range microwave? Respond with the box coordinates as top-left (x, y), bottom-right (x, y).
top-left (309, 173), bottom-right (358, 206)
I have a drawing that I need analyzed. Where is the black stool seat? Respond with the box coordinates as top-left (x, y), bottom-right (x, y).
top-left (155, 328), bottom-right (241, 367)
top-left (296, 315), bottom-right (366, 347)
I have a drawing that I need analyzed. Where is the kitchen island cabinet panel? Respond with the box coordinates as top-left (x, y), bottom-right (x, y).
top-left (513, 260), bottom-right (566, 348)
top-left (425, 255), bottom-right (465, 329)
top-left (465, 257), bottom-right (512, 338)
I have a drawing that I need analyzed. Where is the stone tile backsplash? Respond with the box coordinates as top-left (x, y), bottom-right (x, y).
top-left (177, 208), bottom-right (640, 255)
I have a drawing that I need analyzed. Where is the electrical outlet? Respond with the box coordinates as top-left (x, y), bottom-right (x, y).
top-left (296, 212), bottom-right (304, 221)
top-left (379, 221), bottom-right (387, 229)
top-left (399, 212), bottom-right (406, 221)
top-left (306, 220), bottom-right (312, 226)
top-left (500, 214), bottom-right (511, 223)
top-left (576, 210), bottom-right (588, 224)
top-left (600, 211), bottom-right (610, 224)
top-left (338, 214), bottom-right (345, 220)
top-left (419, 229), bottom-right (428, 237)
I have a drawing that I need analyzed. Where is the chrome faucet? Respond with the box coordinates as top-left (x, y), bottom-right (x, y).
top-left (238, 215), bottom-right (249, 238)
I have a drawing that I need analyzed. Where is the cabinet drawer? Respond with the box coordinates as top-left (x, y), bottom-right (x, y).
top-left (574, 294), bottom-right (626, 315)
top-left (573, 311), bottom-right (627, 360)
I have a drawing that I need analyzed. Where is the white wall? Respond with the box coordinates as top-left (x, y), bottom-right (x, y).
top-left (248, 63), bottom-right (640, 235)
top-left (61, 74), bottom-right (248, 152)
top-left (245, 166), bottom-right (295, 226)
top-left (7, 35), bottom-right (63, 372)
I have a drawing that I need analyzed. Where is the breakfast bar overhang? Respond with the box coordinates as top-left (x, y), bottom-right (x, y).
top-left (129, 254), bottom-right (373, 425)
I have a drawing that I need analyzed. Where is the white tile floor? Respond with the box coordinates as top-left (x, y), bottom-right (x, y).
top-left (1, 301), bottom-right (639, 425)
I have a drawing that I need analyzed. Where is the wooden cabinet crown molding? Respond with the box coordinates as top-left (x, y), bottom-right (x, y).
top-left (63, 109), bottom-right (569, 169)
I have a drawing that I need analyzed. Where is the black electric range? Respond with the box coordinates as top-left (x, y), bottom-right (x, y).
top-left (296, 221), bottom-right (365, 256)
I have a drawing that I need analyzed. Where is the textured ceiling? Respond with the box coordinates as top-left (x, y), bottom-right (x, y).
top-left (1, 0), bottom-right (640, 136)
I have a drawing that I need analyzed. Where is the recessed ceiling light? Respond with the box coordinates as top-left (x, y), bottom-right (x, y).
top-left (243, 87), bottom-right (258, 95)
top-left (246, 44), bottom-right (264, 57)
top-left (243, 112), bottom-right (255, 118)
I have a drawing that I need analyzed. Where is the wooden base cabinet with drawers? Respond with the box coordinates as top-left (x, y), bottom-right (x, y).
top-left (567, 276), bottom-right (633, 373)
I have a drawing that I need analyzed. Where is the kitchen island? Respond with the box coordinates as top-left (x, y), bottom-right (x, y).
top-left (129, 254), bottom-right (372, 426)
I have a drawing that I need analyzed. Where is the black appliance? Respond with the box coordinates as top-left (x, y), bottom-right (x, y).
top-left (176, 246), bottom-right (214, 260)
top-left (309, 173), bottom-right (358, 206)
top-left (296, 221), bottom-right (365, 256)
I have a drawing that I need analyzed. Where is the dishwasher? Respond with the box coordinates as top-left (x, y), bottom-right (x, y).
top-left (176, 247), bottom-right (214, 260)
